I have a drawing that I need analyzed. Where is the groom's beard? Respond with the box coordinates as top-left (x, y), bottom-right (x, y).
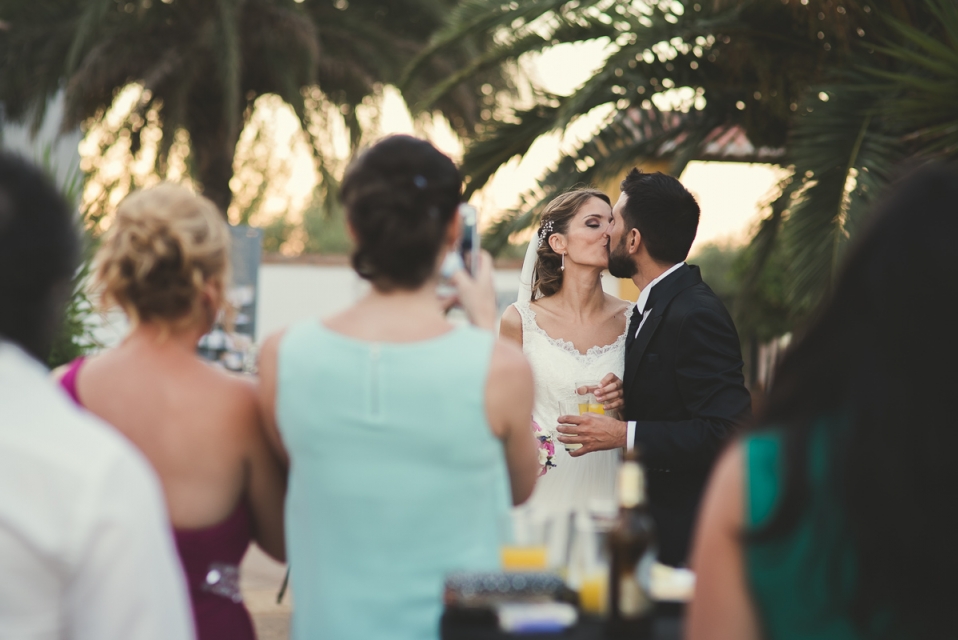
top-left (607, 235), bottom-right (637, 279)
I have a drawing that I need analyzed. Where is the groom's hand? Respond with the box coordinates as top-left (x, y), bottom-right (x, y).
top-left (556, 414), bottom-right (627, 457)
top-left (594, 373), bottom-right (624, 413)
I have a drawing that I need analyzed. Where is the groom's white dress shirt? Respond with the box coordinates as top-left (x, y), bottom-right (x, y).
top-left (0, 341), bottom-right (194, 640)
top-left (626, 262), bottom-right (686, 450)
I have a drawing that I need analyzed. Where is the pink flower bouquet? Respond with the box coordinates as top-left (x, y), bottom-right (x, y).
top-left (532, 418), bottom-right (556, 477)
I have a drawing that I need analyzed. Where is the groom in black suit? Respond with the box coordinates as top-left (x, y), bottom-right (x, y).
top-left (557, 169), bottom-right (751, 567)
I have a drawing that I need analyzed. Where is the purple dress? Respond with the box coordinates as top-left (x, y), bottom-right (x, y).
top-left (60, 358), bottom-right (257, 640)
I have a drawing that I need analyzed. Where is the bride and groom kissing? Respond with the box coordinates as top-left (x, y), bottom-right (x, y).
top-left (500, 168), bottom-right (752, 568)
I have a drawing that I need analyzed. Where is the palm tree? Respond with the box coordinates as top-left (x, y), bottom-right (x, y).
top-left (404, 0), bottom-right (852, 243)
top-left (405, 0), bottom-right (957, 321)
top-left (736, 0), bottom-right (957, 317)
top-left (0, 0), bottom-right (505, 215)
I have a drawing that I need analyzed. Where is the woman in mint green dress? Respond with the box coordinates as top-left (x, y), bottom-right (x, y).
top-left (257, 135), bottom-right (539, 640)
top-left (688, 166), bottom-right (958, 639)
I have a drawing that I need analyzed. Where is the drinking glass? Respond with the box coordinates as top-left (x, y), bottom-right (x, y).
top-left (574, 379), bottom-right (605, 415)
top-left (566, 511), bottom-right (611, 615)
top-left (500, 507), bottom-right (569, 572)
top-left (557, 399), bottom-right (582, 452)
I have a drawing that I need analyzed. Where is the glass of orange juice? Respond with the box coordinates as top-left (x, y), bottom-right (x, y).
top-left (574, 380), bottom-right (605, 415)
top-left (566, 511), bottom-right (612, 616)
top-left (500, 508), bottom-right (550, 571)
top-left (500, 509), bottom-right (573, 573)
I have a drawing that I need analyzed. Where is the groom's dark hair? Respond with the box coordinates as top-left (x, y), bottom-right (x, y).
top-left (619, 169), bottom-right (699, 264)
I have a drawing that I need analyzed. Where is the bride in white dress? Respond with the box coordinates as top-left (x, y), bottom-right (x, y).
top-left (499, 188), bottom-right (632, 517)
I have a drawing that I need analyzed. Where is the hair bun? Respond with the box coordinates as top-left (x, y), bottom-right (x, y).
top-left (94, 184), bottom-right (229, 327)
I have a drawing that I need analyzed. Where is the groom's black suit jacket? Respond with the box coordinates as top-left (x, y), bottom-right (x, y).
top-left (623, 264), bottom-right (751, 566)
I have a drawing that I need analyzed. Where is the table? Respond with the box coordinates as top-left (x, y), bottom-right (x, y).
top-left (441, 603), bottom-right (684, 640)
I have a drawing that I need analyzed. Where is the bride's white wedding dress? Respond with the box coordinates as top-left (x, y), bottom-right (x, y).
top-left (513, 299), bottom-right (633, 516)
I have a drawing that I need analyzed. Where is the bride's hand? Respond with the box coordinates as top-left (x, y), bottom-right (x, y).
top-left (595, 373), bottom-right (624, 413)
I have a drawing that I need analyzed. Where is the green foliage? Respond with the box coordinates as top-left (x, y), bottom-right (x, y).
top-left (255, 201), bottom-right (352, 256)
top-left (741, 0), bottom-right (958, 324)
top-left (47, 252), bottom-right (98, 369)
top-left (36, 152), bottom-right (100, 369)
top-left (406, 0), bottom-right (856, 254)
top-left (691, 242), bottom-right (740, 308)
top-left (410, 0), bottom-right (958, 333)
top-left (692, 242), bottom-right (792, 345)
top-left (301, 203), bottom-right (352, 255)
top-left (0, 0), bottom-right (508, 215)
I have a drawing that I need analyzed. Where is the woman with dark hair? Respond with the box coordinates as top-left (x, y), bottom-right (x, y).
top-left (257, 135), bottom-right (539, 640)
top-left (499, 188), bottom-right (629, 515)
top-left (687, 165), bottom-right (958, 639)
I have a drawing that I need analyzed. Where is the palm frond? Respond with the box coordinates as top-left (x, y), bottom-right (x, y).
top-left (65, 0), bottom-right (114, 75)
top-left (483, 106), bottom-right (720, 254)
top-left (778, 78), bottom-right (904, 309)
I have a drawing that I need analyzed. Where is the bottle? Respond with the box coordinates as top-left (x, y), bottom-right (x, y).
top-left (607, 449), bottom-right (655, 638)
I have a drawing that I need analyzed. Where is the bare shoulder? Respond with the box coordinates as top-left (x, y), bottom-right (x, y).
top-left (202, 365), bottom-right (260, 417)
top-left (490, 338), bottom-right (531, 379)
top-left (488, 340), bottom-right (533, 403)
top-left (258, 329), bottom-right (287, 366)
top-left (486, 339), bottom-right (534, 438)
top-left (499, 305), bottom-right (523, 345)
top-left (705, 442), bottom-right (745, 524)
top-left (604, 293), bottom-right (633, 317)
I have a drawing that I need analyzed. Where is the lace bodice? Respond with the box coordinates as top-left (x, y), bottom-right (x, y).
top-left (514, 300), bottom-right (633, 515)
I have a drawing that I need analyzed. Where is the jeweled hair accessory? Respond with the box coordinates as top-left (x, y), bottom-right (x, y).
top-left (538, 219), bottom-right (555, 240)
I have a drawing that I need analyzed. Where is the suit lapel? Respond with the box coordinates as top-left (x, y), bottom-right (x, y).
top-left (623, 264), bottom-right (702, 397)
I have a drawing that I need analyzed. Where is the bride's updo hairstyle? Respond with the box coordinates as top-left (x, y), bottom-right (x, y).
top-left (94, 184), bottom-right (230, 329)
top-left (531, 188), bottom-right (610, 300)
top-left (340, 135), bottom-right (461, 291)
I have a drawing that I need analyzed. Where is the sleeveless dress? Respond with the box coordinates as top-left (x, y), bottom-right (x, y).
top-left (513, 300), bottom-right (632, 515)
top-left (277, 321), bottom-right (511, 640)
top-left (59, 358), bottom-right (256, 640)
top-left (744, 419), bottom-right (886, 639)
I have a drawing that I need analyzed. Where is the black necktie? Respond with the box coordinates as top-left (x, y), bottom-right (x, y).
top-left (625, 306), bottom-right (644, 351)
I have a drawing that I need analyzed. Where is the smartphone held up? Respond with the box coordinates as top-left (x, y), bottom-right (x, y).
top-left (438, 203), bottom-right (481, 304)
top-left (440, 203), bottom-right (480, 279)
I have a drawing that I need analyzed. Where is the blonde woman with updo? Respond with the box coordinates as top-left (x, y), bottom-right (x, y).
top-left (499, 188), bottom-right (630, 517)
top-left (56, 185), bottom-right (286, 640)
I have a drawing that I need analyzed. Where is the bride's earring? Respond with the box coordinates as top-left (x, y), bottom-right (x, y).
top-left (561, 253), bottom-right (566, 271)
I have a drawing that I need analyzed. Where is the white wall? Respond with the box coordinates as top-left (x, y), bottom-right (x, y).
top-left (254, 263), bottom-right (527, 341)
top-left (255, 264), bottom-right (368, 340)
top-left (255, 263), bottom-right (623, 342)
top-left (90, 261), bottom-right (626, 347)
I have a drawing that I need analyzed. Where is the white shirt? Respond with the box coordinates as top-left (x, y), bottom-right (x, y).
top-left (627, 262), bottom-right (686, 450)
top-left (0, 341), bottom-right (195, 640)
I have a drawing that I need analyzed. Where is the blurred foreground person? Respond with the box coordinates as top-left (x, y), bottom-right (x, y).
top-left (258, 135), bottom-right (539, 640)
top-left (0, 154), bottom-right (193, 639)
top-left (688, 165), bottom-right (958, 639)
top-left (58, 185), bottom-right (286, 640)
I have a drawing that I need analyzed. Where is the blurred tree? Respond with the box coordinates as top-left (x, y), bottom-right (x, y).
top-left (0, 0), bottom-right (507, 216)
top-left (407, 0), bottom-right (958, 328)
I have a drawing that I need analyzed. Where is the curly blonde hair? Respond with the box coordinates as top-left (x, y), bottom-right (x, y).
top-left (531, 188), bottom-right (610, 300)
top-left (94, 184), bottom-right (230, 329)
